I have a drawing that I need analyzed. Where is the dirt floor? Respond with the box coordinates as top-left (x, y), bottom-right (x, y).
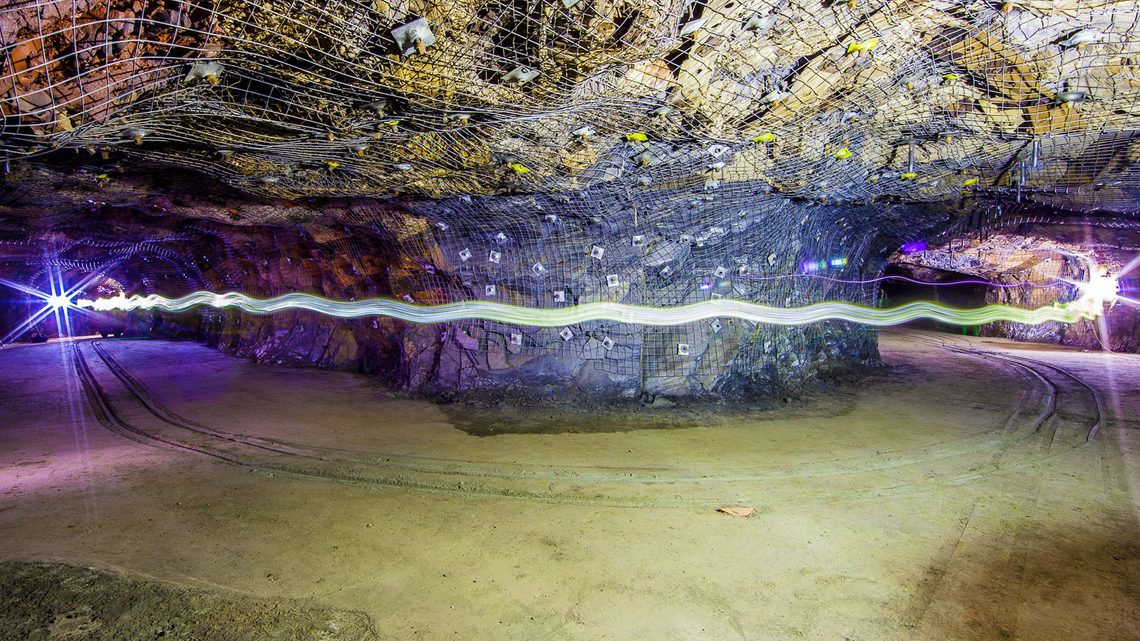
top-left (1, 329), bottom-right (1138, 640)
top-left (0, 561), bottom-right (376, 641)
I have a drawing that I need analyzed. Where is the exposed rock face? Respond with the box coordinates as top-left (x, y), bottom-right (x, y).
top-left (2, 0), bottom-right (1139, 211)
top-left (1, 1), bottom-right (218, 131)
top-left (378, 184), bottom-right (893, 401)
top-left (1, 190), bottom-right (891, 403)
top-left (890, 223), bottom-right (1140, 352)
top-left (188, 189), bottom-right (889, 402)
top-left (2, 0), bottom-right (1138, 403)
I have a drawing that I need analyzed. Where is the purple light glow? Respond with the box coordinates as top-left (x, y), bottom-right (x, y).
top-left (0, 253), bottom-right (112, 345)
top-left (746, 273), bottom-right (1067, 289)
top-left (900, 241), bottom-right (927, 254)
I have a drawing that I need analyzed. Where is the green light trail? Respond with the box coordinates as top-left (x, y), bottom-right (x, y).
top-left (77, 291), bottom-right (1098, 327)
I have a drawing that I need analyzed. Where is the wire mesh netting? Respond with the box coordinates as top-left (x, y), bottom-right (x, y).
top-left (395, 184), bottom-right (891, 391)
top-left (1, 0), bottom-right (1139, 206)
top-left (0, 183), bottom-right (966, 396)
top-left (1, 0), bottom-right (1137, 394)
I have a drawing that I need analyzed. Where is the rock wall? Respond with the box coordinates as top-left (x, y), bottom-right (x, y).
top-left (68, 193), bottom-right (888, 404)
top-left (2, 190), bottom-right (894, 403)
top-left (889, 225), bottom-right (1140, 352)
top-left (5, 0), bottom-right (1140, 212)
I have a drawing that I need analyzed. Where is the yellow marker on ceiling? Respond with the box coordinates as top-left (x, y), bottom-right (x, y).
top-left (834, 146), bottom-right (853, 160)
top-left (942, 73), bottom-right (960, 80)
top-left (962, 178), bottom-right (979, 186)
top-left (324, 161), bottom-right (340, 169)
top-left (753, 132), bottom-right (776, 143)
top-left (846, 38), bottom-right (878, 55)
top-left (625, 132), bottom-right (648, 142)
top-left (900, 172), bottom-right (918, 179)
top-left (508, 163), bottom-right (529, 174)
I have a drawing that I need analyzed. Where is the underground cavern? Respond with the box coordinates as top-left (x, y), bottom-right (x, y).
top-left (1, 0), bottom-right (1139, 639)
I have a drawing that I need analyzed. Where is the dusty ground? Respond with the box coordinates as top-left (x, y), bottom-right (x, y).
top-left (1, 329), bottom-right (1138, 640)
top-left (0, 561), bottom-right (376, 641)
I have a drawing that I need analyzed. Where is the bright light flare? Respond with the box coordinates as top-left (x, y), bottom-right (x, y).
top-left (1064, 268), bottom-right (1122, 314)
top-left (1082, 274), bottom-right (1120, 304)
top-left (0, 259), bottom-right (118, 345)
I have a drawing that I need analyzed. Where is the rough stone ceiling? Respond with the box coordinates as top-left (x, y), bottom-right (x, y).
top-left (1, 0), bottom-right (1139, 210)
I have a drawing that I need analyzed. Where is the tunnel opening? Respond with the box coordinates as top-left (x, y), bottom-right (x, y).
top-left (878, 262), bottom-right (992, 336)
top-left (2, 195), bottom-right (1138, 402)
top-left (1, 2), bottom-right (1139, 639)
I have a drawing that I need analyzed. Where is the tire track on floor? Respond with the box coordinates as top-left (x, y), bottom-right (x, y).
top-left (75, 337), bottom-right (1092, 508)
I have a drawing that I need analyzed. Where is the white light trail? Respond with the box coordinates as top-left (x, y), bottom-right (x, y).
top-left (77, 290), bottom-right (1100, 327)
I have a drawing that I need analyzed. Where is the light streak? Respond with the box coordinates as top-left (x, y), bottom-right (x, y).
top-left (0, 257), bottom-right (117, 345)
top-left (0, 303), bottom-right (56, 345)
top-left (1118, 254), bottom-right (1140, 278)
top-left (748, 272), bottom-right (1066, 289)
top-left (78, 290), bottom-right (1101, 327)
top-left (1081, 274), bottom-right (1120, 304)
top-left (1061, 270), bottom-right (1121, 309)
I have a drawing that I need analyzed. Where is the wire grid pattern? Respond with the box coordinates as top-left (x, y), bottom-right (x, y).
top-left (0, 191), bottom-right (1099, 390)
top-left (0, 0), bottom-right (1138, 208)
top-left (385, 185), bottom-right (897, 386)
top-left (3, 0), bottom-right (1136, 391)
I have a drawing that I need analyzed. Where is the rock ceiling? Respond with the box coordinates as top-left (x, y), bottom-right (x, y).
top-left (1, 0), bottom-right (1139, 210)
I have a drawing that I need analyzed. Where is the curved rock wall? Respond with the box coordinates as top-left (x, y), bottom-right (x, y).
top-left (1, 189), bottom-right (898, 403)
top-left (183, 193), bottom-right (888, 403)
top-left (889, 224), bottom-right (1140, 352)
